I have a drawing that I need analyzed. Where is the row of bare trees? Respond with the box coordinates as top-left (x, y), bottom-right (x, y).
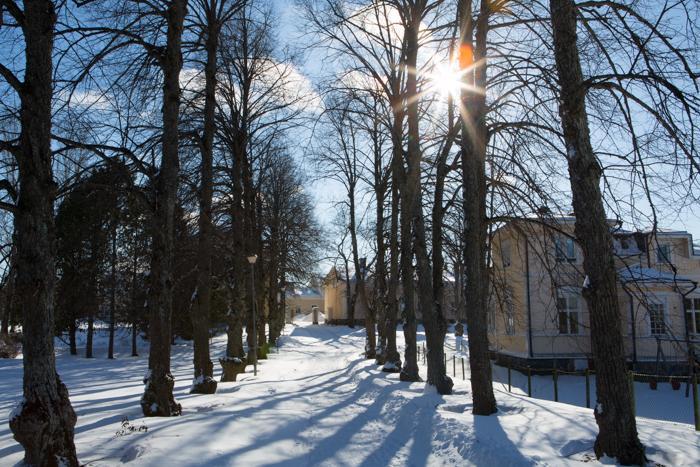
top-left (0, 0), bottom-right (322, 464)
top-left (306, 0), bottom-right (697, 464)
top-left (0, 0), bottom-right (697, 464)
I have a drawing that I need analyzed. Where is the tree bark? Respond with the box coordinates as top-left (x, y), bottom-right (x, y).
top-left (458, 0), bottom-right (497, 415)
top-left (404, 3), bottom-right (452, 394)
top-left (374, 139), bottom-right (388, 365)
top-left (130, 244), bottom-right (139, 357)
top-left (549, 1), bottom-right (645, 463)
top-left (349, 183), bottom-right (374, 358)
top-left (86, 313), bottom-right (94, 358)
top-left (8, 1), bottom-right (79, 464)
top-left (398, 8), bottom-right (422, 384)
top-left (108, 223), bottom-right (117, 360)
top-left (69, 320), bottom-right (77, 356)
top-left (142, 0), bottom-right (188, 418)
top-left (190, 0), bottom-right (220, 395)
top-left (383, 88), bottom-right (404, 373)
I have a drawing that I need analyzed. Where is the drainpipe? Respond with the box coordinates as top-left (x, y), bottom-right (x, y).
top-left (624, 287), bottom-right (637, 367)
top-left (525, 239), bottom-right (534, 358)
top-left (679, 281), bottom-right (698, 376)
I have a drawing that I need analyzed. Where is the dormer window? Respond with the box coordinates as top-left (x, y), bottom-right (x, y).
top-left (555, 236), bottom-right (576, 263)
top-left (656, 244), bottom-right (671, 264)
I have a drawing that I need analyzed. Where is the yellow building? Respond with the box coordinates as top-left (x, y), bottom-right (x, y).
top-left (322, 266), bottom-right (461, 325)
top-left (285, 287), bottom-right (324, 318)
top-left (490, 217), bottom-right (699, 373)
top-left (322, 266), bottom-right (367, 325)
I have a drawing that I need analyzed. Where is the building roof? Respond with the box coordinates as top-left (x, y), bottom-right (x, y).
top-left (617, 265), bottom-right (696, 285)
top-left (286, 287), bottom-right (323, 298)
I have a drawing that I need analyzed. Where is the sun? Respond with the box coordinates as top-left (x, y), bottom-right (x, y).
top-left (429, 60), bottom-right (463, 101)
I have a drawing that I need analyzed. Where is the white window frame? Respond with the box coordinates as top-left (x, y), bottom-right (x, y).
top-left (556, 288), bottom-right (581, 335)
top-left (646, 296), bottom-right (668, 337)
top-left (684, 296), bottom-right (700, 336)
top-left (555, 236), bottom-right (577, 263)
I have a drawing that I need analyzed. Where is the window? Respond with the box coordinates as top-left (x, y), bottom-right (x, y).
top-left (555, 237), bottom-right (576, 263)
top-left (656, 244), bottom-right (671, 263)
top-left (557, 291), bottom-right (580, 334)
top-left (504, 287), bottom-right (515, 335)
top-left (684, 298), bottom-right (700, 335)
top-left (648, 302), bottom-right (666, 335)
top-left (501, 240), bottom-right (512, 267)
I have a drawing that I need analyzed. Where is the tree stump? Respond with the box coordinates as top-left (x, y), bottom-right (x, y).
top-left (219, 357), bottom-right (247, 382)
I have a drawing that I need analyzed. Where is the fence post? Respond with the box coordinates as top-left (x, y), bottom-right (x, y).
top-left (461, 358), bottom-right (465, 380)
top-left (553, 368), bottom-right (559, 402)
top-left (693, 373), bottom-right (699, 432)
top-left (585, 368), bottom-right (590, 409)
top-left (628, 371), bottom-right (635, 417)
top-left (507, 364), bottom-right (511, 393)
top-left (453, 355), bottom-right (456, 377)
top-left (527, 367), bottom-right (532, 397)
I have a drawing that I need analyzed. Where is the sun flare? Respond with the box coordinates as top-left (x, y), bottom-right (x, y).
top-left (429, 61), bottom-right (464, 101)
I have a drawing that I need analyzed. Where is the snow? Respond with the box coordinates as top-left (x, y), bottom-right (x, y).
top-left (617, 265), bottom-right (694, 284)
top-left (582, 275), bottom-right (590, 289)
top-left (295, 311), bottom-right (326, 324)
top-left (0, 323), bottom-right (697, 466)
top-left (382, 361), bottom-right (398, 371)
top-left (9, 397), bottom-right (25, 421)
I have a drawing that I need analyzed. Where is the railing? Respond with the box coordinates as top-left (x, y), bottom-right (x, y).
top-left (424, 340), bottom-right (700, 431)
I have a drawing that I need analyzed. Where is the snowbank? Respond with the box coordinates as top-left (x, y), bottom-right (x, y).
top-left (0, 324), bottom-right (696, 466)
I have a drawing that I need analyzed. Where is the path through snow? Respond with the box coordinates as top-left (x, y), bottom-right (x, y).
top-left (0, 323), bottom-right (698, 466)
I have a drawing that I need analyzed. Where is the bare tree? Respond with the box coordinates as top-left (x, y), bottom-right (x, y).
top-left (1, 0), bottom-right (79, 463)
top-left (185, 0), bottom-right (244, 395)
top-left (549, 0), bottom-right (645, 462)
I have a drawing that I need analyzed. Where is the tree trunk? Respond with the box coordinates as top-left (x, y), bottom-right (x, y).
top-left (86, 314), bottom-right (94, 358)
top-left (142, 0), bottom-right (188, 418)
top-left (69, 320), bottom-right (77, 356)
top-left (458, 0), bottom-right (497, 415)
top-left (8, 1), bottom-right (79, 464)
top-left (404, 6), bottom-right (451, 393)
top-left (349, 184), bottom-right (374, 358)
top-left (383, 91), bottom-right (403, 373)
top-left (549, 1), bottom-right (645, 463)
top-left (132, 321), bottom-right (138, 357)
top-left (131, 248), bottom-right (139, 357)
top-left (226, 310), bottom-right (245, 360)
top-left (399, 76), bottom-right (422, 381)
top-left (108, 224), bottom-right (117, 360)
top-left (374, 147), bottom-right (388, 365)
top-left (343, 255), bottom-right (355, 327)
top-left (190, 2), bottom-right (219, 395)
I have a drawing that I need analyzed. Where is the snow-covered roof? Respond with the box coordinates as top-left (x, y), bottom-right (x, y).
top-left (617, 265), bottom-right (696, 285)
top-left (287, 287), bottom-right (322, 298)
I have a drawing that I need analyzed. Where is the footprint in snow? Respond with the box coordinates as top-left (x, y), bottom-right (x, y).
top-left (120, 444), bottom-right (148, 463)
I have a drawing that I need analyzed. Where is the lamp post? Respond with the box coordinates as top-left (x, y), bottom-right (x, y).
top-left (247, 254), bottom-right (258, 376)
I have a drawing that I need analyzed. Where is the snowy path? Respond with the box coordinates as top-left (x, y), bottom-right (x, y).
top-left (0, 323), bottom-right (698, 466)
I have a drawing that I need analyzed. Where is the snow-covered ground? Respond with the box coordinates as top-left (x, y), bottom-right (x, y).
top-left (0, 323), bottom-right (698, 466)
